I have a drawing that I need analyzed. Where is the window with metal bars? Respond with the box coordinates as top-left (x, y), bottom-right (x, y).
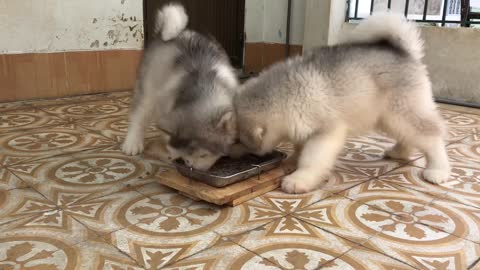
top-left (346, 0), bottom-right (480, 27)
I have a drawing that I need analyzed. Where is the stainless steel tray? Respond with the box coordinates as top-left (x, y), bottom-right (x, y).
top-left (174, 150), bottom-right (287, 188)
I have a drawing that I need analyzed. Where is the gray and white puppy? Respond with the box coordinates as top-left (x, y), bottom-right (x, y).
top-left (122, 3), bottom-right (238, 170)
top-left (234, 13), bottom-right (450, 194)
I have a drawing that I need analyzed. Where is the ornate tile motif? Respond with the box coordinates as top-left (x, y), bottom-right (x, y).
top-left (0, 101), bottom-right (31, 113)
top-left (0, 123), bottom-right (115, 165)
top-left (0, 108), bottom-right (65, 132)
top-left (222, 217), bottom-right (366, 269)
top-left (7, 147), bottom-right (159, 203)
top-left (78, 116), bottom-right (166, 143)
top-left (103, 191), bottom-right (224, 268)
top-left (40, 99), bottom-right (130, 122)
top-left (0, 214), bottom-right (144, 270)
top-left (329, 246), bottom-right (417, 269)
top-left (24, 92), bottom-right (116, 107)
top-left (362, 221), bottom-right (480, 269)
top-left (445, 113), bottom-right (480, 142)
top-left (163, 238), bottom-right (266, 270)
top-left (0, 167), bottom-right (28, 190)
top-left (437, 103), bottom-right (480, 116)
top-left (0, 95), bottom-right (479, 269)
top-left (0, 188), bottom-right (54, 226)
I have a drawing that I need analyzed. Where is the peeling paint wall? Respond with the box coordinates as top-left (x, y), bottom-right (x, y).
top-left (245, 0), bottom-right (305, 45)
top-left (0, 0), bottom-right (144, 54)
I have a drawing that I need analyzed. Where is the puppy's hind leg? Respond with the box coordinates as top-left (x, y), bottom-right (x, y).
top-left (282, 124), bottom-right (347, 194)
top-left (382, 101), bottom-right (450, 184)
top-left (122, 82), bottom-right (154, 155)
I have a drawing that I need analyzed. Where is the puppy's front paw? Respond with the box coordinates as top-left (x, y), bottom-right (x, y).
top-left (423, 169), bottom-right (450, 184)
top-left (281, 170), bottom-right (320, 194)
top-left (122, 134), bottom-right (144, 156)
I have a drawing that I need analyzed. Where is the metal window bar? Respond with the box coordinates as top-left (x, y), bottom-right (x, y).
top-left (347, 0), bottom-right (480, 27)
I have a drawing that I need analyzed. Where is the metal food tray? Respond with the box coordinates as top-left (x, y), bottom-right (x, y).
top-left (174, 150), bottom-right (287, 188)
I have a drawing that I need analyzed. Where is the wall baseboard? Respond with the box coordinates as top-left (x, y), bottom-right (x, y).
top-left (1, 44), bottom-right (303, 102)
top-left (244, 42), bottom-right (303, 73)
top-left (0, 50), bottom-right (142, 102)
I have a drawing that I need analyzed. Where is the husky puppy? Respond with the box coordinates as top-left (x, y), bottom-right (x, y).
top-left (234, 13), bottom-right (450, 194)
top-left (122, 3), bottom-right (238, 170)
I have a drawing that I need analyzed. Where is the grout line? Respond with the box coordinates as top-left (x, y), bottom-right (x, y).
top-left (69, 216), bottom-right (146, 269)
top-left (468, 257), bottom-right (480, 269)
top-left (6, 168), bottom-right (56, 203)
top-left (342, 179), bottom-right (479, 244)
top-left (297, 209), bottom-right (421, 269)
top-left (220, 218), bottom-right (291, 270)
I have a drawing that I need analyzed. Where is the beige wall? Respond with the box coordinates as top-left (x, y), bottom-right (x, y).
top-left (304, 0), bottom-right (480, 104)
top-left (422, 27), bottom-right (480, 103)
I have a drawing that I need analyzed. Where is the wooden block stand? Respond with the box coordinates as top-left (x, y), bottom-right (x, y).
top-left (156, 165), bottom-right (290, 206)
top-left (145, 137), bottom-right (294, 206)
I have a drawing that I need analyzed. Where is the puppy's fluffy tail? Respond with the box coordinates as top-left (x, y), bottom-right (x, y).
top-left (154, 3), bottom-right (188, 41)
top-left (344, 12), bottom-right (424, 61)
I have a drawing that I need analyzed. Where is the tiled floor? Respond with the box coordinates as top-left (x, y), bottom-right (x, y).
top-left (0, 92), bottom-right (479, 269)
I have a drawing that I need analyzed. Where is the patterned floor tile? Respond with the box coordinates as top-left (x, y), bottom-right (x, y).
top-left (410, 137), bottom-right (480, 209)
top-left (78, 115), bottom-right (166, 143)
top-left (158, 238), bottom-right (265, 270)
top-left (0, 212), bottom-right (145, 269)
top-left (438, 106), bottom-right (462, 120)
top-left (375, 166), bottom-right (450, 199)
top-left (292, 195), bottom-right (381, 245)
top-left (328, 246), bottom-right (416, 269)
top-left (6, 146), bottom-right (159, 203)
top-left (213, 188), bottom-right (333, 236)
top-left (58, 233), bottom-right (145, 270)
top-left (115, 95), bottom-right (133, 105)
top-left (445, 113), bottom-right (480, 142)
top-left (40, 99), bottom-right (130, 122)
top-left (224, 217), bottom-right (364, 270)
top-left (341, 178), bottom-right (439, 204)
top-left (101, 190), bottom-right (224, 269)
top-left (361, 225), bottom-right (480, 270)
top-left (104, 90), bottom-right (132, 99)
top-left (133, 182), bottom-right (281, 239)
top-left (337, 180), bottom-right (469, 243)
top-left (445, 134), bottom-right (480, 164)
top-left (25, 93), bottom-right (115, 107)
top-left (427, 198), bottom-right (480, 244)
top-left (0, 107), bottom-right (65, 133)
top-left (0, 187), bottom-right (53, 226)
top-left (66, 187), bottom-right (160, 235)
top-left (310, 134), bottom-right (404, 194)
top-left (0, 123), bottom-right (115, 166)
top-left (0, 211), bottom-right (93, 246)
top-left (471, 260), bottom-right (480, 270)
top-left (411, 134), bottom-right (480, 167)
top-left (338, 179), bottom-right (480, 268)
top-left (0, 101), bottom-right (31, 113)
top-left (0, 95), bottom-right (478, 269)
top-left (0, 167), bottom-right (28, 190)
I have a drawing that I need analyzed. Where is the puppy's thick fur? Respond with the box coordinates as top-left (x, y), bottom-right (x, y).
top-left (234, 13), bottom-right (450, 194)
top-left (122, 4), bottom-right (238, 170)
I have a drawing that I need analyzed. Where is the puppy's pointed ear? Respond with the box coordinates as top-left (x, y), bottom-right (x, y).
top-left (216, 110), bottom-right (236, 134)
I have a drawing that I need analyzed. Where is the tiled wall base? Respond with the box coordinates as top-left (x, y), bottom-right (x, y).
top-left (0, 50), bottom-right (142, 102)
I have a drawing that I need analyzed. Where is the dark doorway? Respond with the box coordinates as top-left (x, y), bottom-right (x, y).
top-left (144, 0), bottom-right (245, 68)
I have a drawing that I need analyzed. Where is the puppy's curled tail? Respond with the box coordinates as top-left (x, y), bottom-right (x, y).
top-left (343, 12), bottom-right (424, 61)
top-left (154, 3), bottom-right (188, 41)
